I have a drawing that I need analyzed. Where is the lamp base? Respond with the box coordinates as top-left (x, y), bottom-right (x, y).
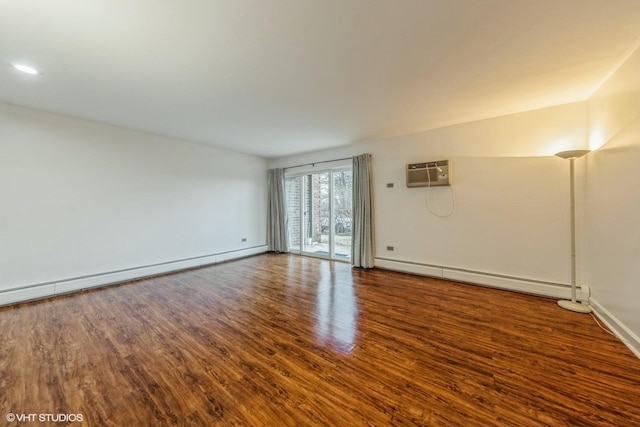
top-left (558, 300), bottom-right (592, 313)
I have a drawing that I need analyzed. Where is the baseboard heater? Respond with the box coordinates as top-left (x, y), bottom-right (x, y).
top-left (374, 257), bottom-right (590, 303)
top-left (0, 245), bottom-right (268, 307)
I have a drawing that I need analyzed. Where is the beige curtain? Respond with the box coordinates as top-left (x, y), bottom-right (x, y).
top-left (267, 168), bottom-right (288, 253)
top-left (351, 154), bottom-right (374, 268)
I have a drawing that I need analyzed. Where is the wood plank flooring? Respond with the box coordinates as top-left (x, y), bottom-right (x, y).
top-left (1, 254), bottom-right (639, 426)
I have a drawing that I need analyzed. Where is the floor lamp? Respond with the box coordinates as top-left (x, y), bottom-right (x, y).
top-left (555, 149), bottom-right (591, 313)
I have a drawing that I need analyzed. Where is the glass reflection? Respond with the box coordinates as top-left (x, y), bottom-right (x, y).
top-left (315, 262), bottom-right (357, 353)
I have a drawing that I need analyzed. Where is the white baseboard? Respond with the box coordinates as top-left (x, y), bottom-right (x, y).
top-left (374, 258), bottom-right (444, 278)
top-left (0, 245), bottom-right (268, 307)
top-left (0, 284), bottom-right (57, 306)
top-left (374, 257), bottom-right (590, 302)
top-left (590, 298), bottom-right (640, 360)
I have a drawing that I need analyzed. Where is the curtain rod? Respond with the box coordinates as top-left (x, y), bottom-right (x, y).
top-left (283, 157), bottom-right (353, 170)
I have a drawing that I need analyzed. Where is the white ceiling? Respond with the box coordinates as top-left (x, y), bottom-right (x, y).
top-left (2, 0), bottom-right (640, 158)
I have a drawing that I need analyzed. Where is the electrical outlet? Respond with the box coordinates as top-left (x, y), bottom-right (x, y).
top-left (386, 246), bottom-right (394, 251)
top-left (387, 183), bottom-right (394, 188)
top-left (241, 238), bottom-right (247, 242)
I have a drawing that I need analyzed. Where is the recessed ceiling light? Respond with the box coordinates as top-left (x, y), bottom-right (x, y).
top-left (12, 64), bottom-right (40, 75)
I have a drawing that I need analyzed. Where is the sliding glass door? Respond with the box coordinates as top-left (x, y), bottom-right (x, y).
top-left (285, 168), bottom-right (352, 261)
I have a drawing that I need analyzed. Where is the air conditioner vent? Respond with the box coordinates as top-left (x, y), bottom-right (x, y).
top-left (406, 160), bottom-right (450, 187)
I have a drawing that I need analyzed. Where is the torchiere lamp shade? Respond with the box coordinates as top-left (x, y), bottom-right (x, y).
top-left (555, 149), bottom-right (591, 160)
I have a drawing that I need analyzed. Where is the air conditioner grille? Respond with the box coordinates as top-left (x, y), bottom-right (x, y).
top-left (406, 160), bottom-right (450, 187)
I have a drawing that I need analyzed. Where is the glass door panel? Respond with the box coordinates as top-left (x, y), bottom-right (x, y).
top-left (332, 169), bottom-right (352, 259)
top-left (285, 176), bottom-right (301, 252)
top-left (302, 172), bottom-right (330, 257)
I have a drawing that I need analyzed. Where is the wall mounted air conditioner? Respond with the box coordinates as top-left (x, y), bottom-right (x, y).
top-left (406, 160), bottom-right (450, 187)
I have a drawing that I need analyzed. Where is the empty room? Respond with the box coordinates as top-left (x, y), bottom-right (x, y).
top-left (2, 0), bottom-right (640, 425)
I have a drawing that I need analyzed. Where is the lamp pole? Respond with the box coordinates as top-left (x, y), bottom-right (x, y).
top-left (555, 150), bottom-right (591, 313)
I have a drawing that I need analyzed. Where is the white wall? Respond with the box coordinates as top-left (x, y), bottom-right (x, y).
top-left (584, 45), bottom-right (640, 356)
top-left (0, 102), bottom-right (267, 302)
top-left (271, 102), bottom-right (588, 289)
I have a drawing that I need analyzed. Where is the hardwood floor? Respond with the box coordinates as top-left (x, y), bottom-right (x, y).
top-left (1, 254), bottom-right (639, 426)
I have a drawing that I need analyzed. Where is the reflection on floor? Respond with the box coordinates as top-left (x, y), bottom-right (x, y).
top-left (315, 261), bottom-right (357, 353)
